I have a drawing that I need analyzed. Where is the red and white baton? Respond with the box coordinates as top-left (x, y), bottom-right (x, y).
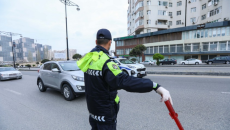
top-left (164, 100), bottom-right (184, 130)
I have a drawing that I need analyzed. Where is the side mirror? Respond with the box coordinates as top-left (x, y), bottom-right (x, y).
top-left (52, 68), bottom-right (60, 72)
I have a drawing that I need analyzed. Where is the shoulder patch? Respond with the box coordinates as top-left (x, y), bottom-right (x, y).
top-left (107, 62), bottom-right (122, 76)
top-left (112, 64), bottom-right (119, 70)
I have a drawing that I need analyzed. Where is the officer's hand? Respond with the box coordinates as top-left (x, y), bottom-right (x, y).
top-left (156, 87), bottom-right (173, 105)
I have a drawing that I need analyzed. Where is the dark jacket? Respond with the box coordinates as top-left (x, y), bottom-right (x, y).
top-left (77, 45), bottom-right (160, 124)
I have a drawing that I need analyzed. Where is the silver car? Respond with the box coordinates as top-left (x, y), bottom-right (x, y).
top-left (0, 67), bottom-right (22, 81)
top-left (37, 61), bottom-right (85, 101)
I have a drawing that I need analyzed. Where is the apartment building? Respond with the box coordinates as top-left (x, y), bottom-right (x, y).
top-left (127, 0), bottom-right (230, 35)
top-left (115, 21), bottom-right (230, 63)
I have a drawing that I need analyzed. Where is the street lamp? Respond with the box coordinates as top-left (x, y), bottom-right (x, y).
top-left (0, 31), bottom-right (22, 68)
top-left (59, 0), bottom-right (80, 60)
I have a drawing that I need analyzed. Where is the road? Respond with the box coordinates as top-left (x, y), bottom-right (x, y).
top-left (146, 66), bottom-right (230, 72)
top-left (0, 71), bottom-right (229, 130)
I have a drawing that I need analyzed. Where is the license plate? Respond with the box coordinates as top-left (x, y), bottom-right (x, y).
top-left (141, 71), bottom-right (145, 74)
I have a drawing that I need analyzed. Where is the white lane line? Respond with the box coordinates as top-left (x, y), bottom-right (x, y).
top-left (147, 74), bottom-right (230, 79)
top-left (221, 92), bottom-right (230, 94)
top-left (4, 89), bottom-right (22, 95)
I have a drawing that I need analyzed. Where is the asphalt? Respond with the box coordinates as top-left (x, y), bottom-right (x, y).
top-left (0, 72), bottom-right (229, 130)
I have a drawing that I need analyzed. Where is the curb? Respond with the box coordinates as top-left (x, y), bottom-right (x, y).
top-left (146, 71), bottom-right (230, 76)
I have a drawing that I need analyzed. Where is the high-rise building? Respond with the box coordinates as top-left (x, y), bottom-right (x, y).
top-left (43, 45), bottom-right (52, 60)
top-left (14, 37), bottom-right (36, 62)
top-left (35, 43), bottom-right (44, 62)
top-left (0, 35), bottom-right (14, 62)
top-left (127, 0), bottom-right (230, 35)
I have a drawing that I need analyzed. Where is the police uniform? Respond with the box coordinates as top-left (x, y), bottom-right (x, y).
top-left (77, 29), bottom-right (160, 130)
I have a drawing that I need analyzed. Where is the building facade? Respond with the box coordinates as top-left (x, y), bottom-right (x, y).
top-left (115, 21), bottom-right (230, 63)
top-left (127, 0), bottom-right (230, 35)
top-left (0, 35), bottom-right (14, 62)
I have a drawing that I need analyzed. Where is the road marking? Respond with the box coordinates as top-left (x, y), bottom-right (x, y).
top-left (221, 92), bottom-right (230, 94)
top-left (4, 89), bottom-right (22, 95)
top-left (147, 74), bottom-right (230, 79)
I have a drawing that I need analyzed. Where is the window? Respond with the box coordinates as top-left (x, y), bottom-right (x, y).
top-left (217, 28), bottom-right (221, 37)
top-left (192, 43), bottom-right (200, 52)
top-left (169, 2), bottom-right (172, 7)
top-left (177, 1), bottom-right (182, 6)
top-left (158, 20), bottom-right (167, 25)
top-left (200, 30), bottom-right (204, 38)
top-left (197, 30), bottom-right (200, 38)
top-left (191, 7), bottom-right (196, 13)
top-left (44, 63), bottom-right (51, 70)
top-left (168, 12), bottom-right (172, 17)
top-left (201, 14), bottom-right (206, 20)
top-left (147, 29), bottom-right (151, 33)
top-left (159, 46), bottom-right (163, 53)
top-left (177, 44), bottom-right (183, 52)
top-left (164, 45), bottom-right (169, 53)
top-left (147, 1), bottom-right (151, 5)
top-left (158, 10), bottom-right (167, 15)
top-left (203, 43), bottom-right (209, 51)
top-left (116, 41), bottom-right (124, 46)
top-left (135, 1), bottom-right (143, 11)
top-left (226, 27), bottom-right (230, 36)
top-left (147, 20), bottom-right (151, 24)
top-left (228, 41), bottom-right (230, 50)
top-left (190, 0), bottom-right (196, 3)
top-left (205, 29), bottom-right (208, 38)
top-left (213, 28), bottom-right (216, 37)
top-left (190, 17), bottom-right (196, 23)
top-left (51, 63), bottom-right (60, 70)
top-left (116, 49), bottom-right (124, 55)
top-left (154, 46), bottom-right (158, 53)
top-left (209, 29), bottom-right (212, 37)
top-left (219, 41), bottom-right (227, 51)
top-left (169, 21), bottom-right (172, 26)
top-left (221, 27), bottom-right (225, 36)
top-left (185, 44), bottom-right (191, 52)
top-left (147, 10), bottom-right (151, 15)
top-left (176, 20), bottom-right (181, 25)
top-left (209, 6), bottom-right (222, 17)
top-left (177, 11), bottom-right (181, 15)
top-left (170, 45), bottom-right (176, 53)
top-left (158, 1), bottom-right (168, 6)
top-left (150, 47), bottom-right (153, 54)
top-left (193, 30), bottom-right (197, 39)
top-left (210, 42), bottom-right (217, 51)
top-left (202, 4), bottom-right (206, 10)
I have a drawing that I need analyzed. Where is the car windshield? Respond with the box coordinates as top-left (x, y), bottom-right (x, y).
top-left (119, 59), bottom-right (134, 64)
top-left (0, 67), bottom-right (16, 72)
top-left (58, 62), bottom-right (80, 71)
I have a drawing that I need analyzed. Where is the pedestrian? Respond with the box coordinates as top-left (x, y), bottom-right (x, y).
top-left (77, 29), bottom-right (173, 130)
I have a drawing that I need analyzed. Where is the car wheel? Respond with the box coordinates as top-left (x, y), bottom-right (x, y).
top-left (208, 62), bottom-right (212, 65)
top-left (182, 62), bottom-right (185, 65)
top-left (171, 63), bottom-right (174, 65)
top-left (195, 62), bottom-right (199, 65)
top-left (62, 84), bottom-right (75, 101)
top-left (123, 70), bottom-right (129, 75)
top-left (38, 80), bottom-right (47, 92)
top-left (226, 61), bottom-right (230, 64)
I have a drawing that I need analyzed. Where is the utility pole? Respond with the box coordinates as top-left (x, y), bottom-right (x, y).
top-left (0, 31), bottom-right (22, 68)
top-left (59, 0), bottom-right (80, 60)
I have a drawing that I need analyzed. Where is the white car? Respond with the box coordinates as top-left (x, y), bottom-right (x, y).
top-left (140, 60), bottom-right (155, 65)
top-left (0, 67), bottom-right (22, 81)
top-left (112, 58), bottom-right (147, 78)
top-left (181, 58), bottom-right (202, 65)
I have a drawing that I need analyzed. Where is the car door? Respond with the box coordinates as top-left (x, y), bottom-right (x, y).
top-left (214, 57), bottom-right (221, 63)
top-left (49, 63), bottom-right (61, 89)
top-left (42, 63), bottom-right (52, 86)
top-left (189, 59), bottom-right (196, 64)
top-left (220, 57), bottom-right (226, 63)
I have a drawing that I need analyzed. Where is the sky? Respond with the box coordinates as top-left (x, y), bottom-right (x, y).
top-left (0, 0), bottom-right (128, 55)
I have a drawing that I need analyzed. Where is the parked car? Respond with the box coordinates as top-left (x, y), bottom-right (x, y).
top-left (140, 60), bottom-right (155, 65)
top-left (37, 61), bottom-right (85, 101)
top-left (0, 67), bottom-right (22, 81)
top-left (181, 58), bottom-right (202, 65)
top-left (112, 58), bottom-right (147, 78)
top-left (159, 59), bottom-right (177, 65)
top-left (205, 56), bottom-right (230, 65)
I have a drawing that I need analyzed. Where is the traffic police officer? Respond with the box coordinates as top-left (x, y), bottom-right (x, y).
top-left (77, 29), bottom-right (173, 130)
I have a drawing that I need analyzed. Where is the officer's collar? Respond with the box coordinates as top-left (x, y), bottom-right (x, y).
top-left (96, 45), bottom-right (109, 55)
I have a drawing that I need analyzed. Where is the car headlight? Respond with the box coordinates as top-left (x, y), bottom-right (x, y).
top-left (72, 75), bottom-right (84, 82)
top-left (1, 74), bottom-right (9, 76)
top-left (127, 65), bottom-right (136, 68)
